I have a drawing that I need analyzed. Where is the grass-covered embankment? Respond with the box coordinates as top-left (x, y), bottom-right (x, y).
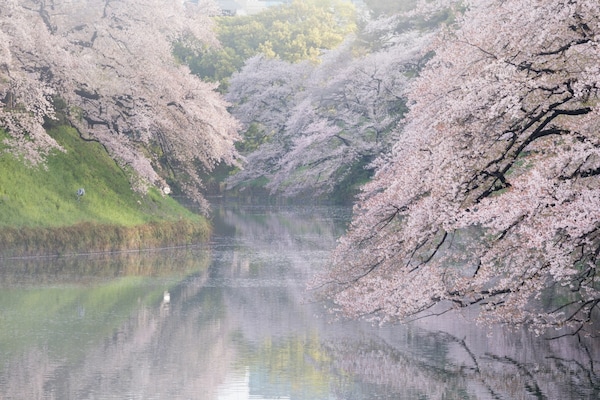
top-left (0, 126), bottom-right (210, 257)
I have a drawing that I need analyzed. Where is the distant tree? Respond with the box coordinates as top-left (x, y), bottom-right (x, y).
top-left (0, 0), bottom-right (240, 210)
top-left (179, 0), bottom-right (357, 86)
top-left (225, 11), bottom-right (436, 200)
top-left (314, 0), bottom-right (600, 335)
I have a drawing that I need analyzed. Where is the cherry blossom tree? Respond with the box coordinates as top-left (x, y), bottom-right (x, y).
top-left (265, 32), bottom-right (427, 198)
top-left (0, 0), bottom-right (240, 209)
top-left (224, 55), bottom-right (312, 191)
top-left (314, 0), bottom-right (600, 335)
top-left (0, 0), bottom-right (65, 165)
top-left (226, 16), bottom-right (435, 199)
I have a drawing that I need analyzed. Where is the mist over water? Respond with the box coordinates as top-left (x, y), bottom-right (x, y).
top-left (0, 203), bottom-right (598, 399)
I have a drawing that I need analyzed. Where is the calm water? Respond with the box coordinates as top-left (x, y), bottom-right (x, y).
top-left (0, 204), bottom-right (599, 399)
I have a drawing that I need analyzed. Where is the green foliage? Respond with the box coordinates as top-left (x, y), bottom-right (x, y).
top-left (234, 122), bottom-right (271, 153)
top-left (177, 0), bottom-right (357, 86)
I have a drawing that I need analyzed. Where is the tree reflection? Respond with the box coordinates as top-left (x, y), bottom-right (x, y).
top-left (321, 321), bottom-right (600, 399)
top-left (0, 205), bottom-right (598, 399)
top-left (0, 247), bottom-right (213, 399)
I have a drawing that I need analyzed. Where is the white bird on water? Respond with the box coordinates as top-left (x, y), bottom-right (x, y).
top-left (163, 290), bottom-right (170, 304)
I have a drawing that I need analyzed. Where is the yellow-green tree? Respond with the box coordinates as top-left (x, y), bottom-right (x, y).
top-left (180, 0), bottom-right (356, 86)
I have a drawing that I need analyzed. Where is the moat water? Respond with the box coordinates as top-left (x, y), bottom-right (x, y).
top-left (0, 203), bottom-right (598, 399)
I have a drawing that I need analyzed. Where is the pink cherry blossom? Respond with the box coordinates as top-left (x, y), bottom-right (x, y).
top-left (314, 0), bottom-right (600, 335)
top-left (0, 0), bottom-right (239, 208)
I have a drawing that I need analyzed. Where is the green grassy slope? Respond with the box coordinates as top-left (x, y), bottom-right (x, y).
top-left (0, 126), bottom-right (210, 256)
top-left (0, 126), bottom-right (200, 228)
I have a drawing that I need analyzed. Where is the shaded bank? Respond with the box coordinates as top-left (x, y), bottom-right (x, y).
top-left (0, 219), bottom-right (210, 258)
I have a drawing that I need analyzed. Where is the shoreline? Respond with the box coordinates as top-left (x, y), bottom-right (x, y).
top-left (0, 219), bottom-right (211, 259)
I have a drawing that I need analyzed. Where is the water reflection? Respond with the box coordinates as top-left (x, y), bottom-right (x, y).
top-left (0, 204), bottom-right (598, 399)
